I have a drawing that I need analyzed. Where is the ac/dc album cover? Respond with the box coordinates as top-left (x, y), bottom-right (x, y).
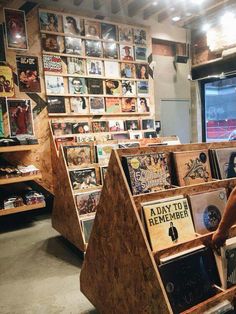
top-left (120, 45), bottom-right (134, 61)
top-left (43, 55), bottom-right (62, 73)
top-left (92, 121), bottom-right (109, 133)
top-left (124, 120), bottom-right (139, 131)
top-left (173, 150), bottom-right (212, 186)
top-left (138, 97), bottom-right (150, 113)
top-left (104, 61), bottom-right (120, 78)
top-left (87, 78), bottom-right (103, 94)
top-left (55, 136), bottom-right (75, 150)
top-left (134, 28), bottom-right (147, 45)
top-left (108, 120), bottom-right (124, 132)
top-left (68, 77), bottom-right (86, 94)
top-left (0, 25), bottom-right (6, 62)
top-left (41, 34), bottom-right (65, 53)
top-left (89, 97), bottom-right (105, 114)
top-left (144, 131), bottom-right (157, 138)
top-left (47, 96), bottom-right (66, 113)
top-left (96, 143), bottom-right (118, 165)
top-left (64, 144), bottom-right (92, 167)
top-left (85, 20), bottom-right (101, 39)
top-left (69, 168), bottom-right (97, 191)
top-left (121, 98), bottom-right (137, 112)
top-left (81, 215), bottom-right (95, 243)
top-left (16, 56), bottom-right (41, 93)
top-left (142, 119), bottom-right (155, 130)
top-left (45, 75), bottom-right (64, 94)
top-left (105, 80), bottom-right (121, 95)
top-left (136, 64), bottom-right (148, 79)
top-left (0, 65), bottom-right (15, 97)
top-left (103, 42), bottom-right (118, 59)
top-left (119, 25), bottom-right (133, 43)
top-left (100, 166), bottom-right (108, 185)
top-left (67, 57), bottom-right (85, 75)
top-left (75, 189), bottom-right (101, 215)
top-left (86, 60), bottom-right (104, 76)
top-left (7, 99), bottom-right (34, 137)
top-left (85, 40), bottom-right (102, 58)
top-left (129, 130), bottom-right (143, 140)
top-left (72, 122), bottom-right (90, 134)
top-left (120, 63), bottom-right (135, 79)
top-left (135, 47), bottom-right (147, 61)
top-left (188, 188), bottom-right (227, 234)
top-left (70, 97), bottom-right (88, 114)
top-left (137, 80), bottom-right (149, 95)
top-left (122, 80), bottom-right (136, 96)
top-left (65, 37), bottom-right (83, 55)
top-left (51, 122), bottom-right (72, 136)
top-left (101, 23), bottom-right (117, 41)
top-left (122, 152), bottom-right (171, 195)
top-left (63, 15), bottom-right (84, 35)
top-left (4, 8), bottom-right (28, 50)
top-left (39, 11), bottom-right (62, 32)
top-left (105, 98), bottom-right (121, 113)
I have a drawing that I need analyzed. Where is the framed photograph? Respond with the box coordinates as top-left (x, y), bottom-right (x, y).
top-left (63, 15), bottom-right (84, 35)
top-left (85, 40), bottom-right (102, 58)
top-left (87, 78), bottom-right (103, 94)
top-left (0, 65), bottom-right (15, 97)
top-left (120, 63), bottom-right (135, 78)
top-left (105, 80), bottom-right (121, 95)
top-left (47, 96), bottom-right (66, 113)
top-left (120, 45), bottom-right (134, 61)
top-left (119, 25), bottom-right (133, 43)
top-left (39, 11), bottom-right (62, 32)
top-left (92, 121), bottom-right (109, 133)
top-left (67, 57), bottom-right (85, 75)
top-left (137, 80), bottom-right (149, 95)
top-left (89, 97), bottom-right (105, 114)
top-left (16, 56), bottom-right (41, 93)
top-left (141, 119), bottom-right (155, 130)
top-left (124, 120), bottom-right (139, 131)
top-left (100, 166), bottom-right (108, 185)
top-left (108, 120), bottom-right (124, 132)
top-left (121, 98), bottom-right (137, 112)
top-left (103, 42), bottom-right (118, 59)
top-left (72, 121), bottom-right (90, 134)
top-left (104, 61), bottom-right (120, 77)
top-left (101, 23), bottom-right (117, 41)
top-left (86, 60), bottom-right (104, 76)
top-left (0, 98), bottom-right (6, 137)
top-left (45, 75), bottom-right (64, 94)
top-left (137, 97), bottom-right (150, 113)
top-left (69, 168), bottom-right (97, 191)
top-left (51, 122), bottom-right (72, 136)
top-left (7, 99), bottom-right (34, 137)
top-left (4, 8), bottom-right (28, 50)
top-left (122, 80), bottom-right (136, 97)
top-left (143, 131), bottom-right (157, 138)
top-left (105, 98), bottom-right (121, 113)
top-left (134, 28), bottom-right (147, 45)
top-left (70, 97), bottom-right (88, 114)
top-left (85, 20), bottom-right (101, 39)
top-left (129, 130), bottom-right (143, 140)
top-left (75, 190), bottom-right (101, 215)
top-left (68, 77), bottom-right (86, 94)
top-left (135, 47), bottom-right (147, 61)
top-left (81, 216), bottom-right (95, 243)
top-left (41, 34), bottom-right (64, 53)
top-left (65, 37), bottom-right (83, 55)
top-left (136, 64), bottom-right (148, 79)
top-left (64, 144), bottom-right (92, 167)
top-left (0, 25), bottom-right (6, 62)
top-left (43, 55), bottom-right (62, 73)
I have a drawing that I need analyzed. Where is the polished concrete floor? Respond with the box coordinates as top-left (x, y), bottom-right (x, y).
top-left (0, 211), bottom-right (98, 314)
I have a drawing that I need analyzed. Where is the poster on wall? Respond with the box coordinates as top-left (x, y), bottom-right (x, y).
top-left (0, 25), bottom-right (6, 62)
top-left (0, 65), bottom-right (15, 97)
top-left (16, 56), bottom-right (41, 93)
top-left (4, 8), bottom-right (28, 50)
top-left (0, 98), bottom-right (6, 137)
top-left (7, 99), bottom-right (34, 137)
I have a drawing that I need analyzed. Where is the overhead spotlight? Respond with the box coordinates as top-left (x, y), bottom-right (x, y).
top-left (152, 1), bottom-right (158, 5)
top-left (172, 16), bottom-right (181, 22)
top-left (202, 23), bottom-right (210, 32)
top-left (221, 12), bottom-right (235, 26)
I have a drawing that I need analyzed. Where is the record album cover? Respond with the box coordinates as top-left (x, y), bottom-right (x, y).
top-left (96, 143), bottom-right (118, 165)
top-left (138, 98), bottom-right (150, 113)
top-left (120, 63), bottom-right (135, 79)
top-left (92, 121), bottom-right (109, 133)
top-left (85, 40), bottom-right (102, 57)
top-left (87, 60), bottom-right (103, 76)
top-left (64, 144), bottom-right (92, 167)
top-left (124, 120), bottom-right (139, 131)
top-left (75, 189), bottom-right (101, 215)
top-left (137, 80), bottom-right (149, 95)
top-left (142, 119), bottom-right (154, 130)
top-left (119, 25), bottom-right (133, 43)
top-left (122, 81), bottom-right (136, 96)
top-left (129, 130), bottom-right (143, 140)
top-left (0, 65), bottom-right (15, 97)
top-left (103, 42), bottom-right (118, 59)
top-left (89, 97), bottom-right (105, 114)
top-left (121, 98), bottom-right (136, 112)
top-left (70, 97), bottom-right (88, 114)
top-left (47, 96), bottom-right (66, 113)
top-left (45, 75), bottom-right (64, 94)
top-left (133, 28), bottom-right (147, 45)
top-left (101, 23), bottom-right (117, 41)
top-left (105, 98), bottom-right (121, 113)
top-left (63, 15), bottom-right (84, 35)
top-left (68, 77), bottom-right (86, 94)
top-left (69, 168), bottom-right (97, 191)
top-left (87, 78), bottom-right (103, 94)
top-left (136, 64), bottom-right (148, 79)
top-left (67, 57), bottom-right (85, 75)
top-left (51, 122), bottom-right (72, 136)
top-left (43, 55), bottom-right (62, 73)
top-left (55, 136), bottom-right (75, 150)
top-left (39, 11), bottom-right (62, 32)
top-left (144, 131), bottom-right (157, 138)
top-left (85, 20), bottom-right (101, 39)
top-left (215, 147), bottom-right (236, 179)
top-left (120, 45), bottom-right (134, 61)
top-left (105, 80), bottom-right (121, 95)
top-left (41, 33), bottom-right (64, 53)
top-left (135, 47), bottom-right (147, 61)
top-left (108, 120), bottom-right (124, 132)
top-left (104, 61), bottom-right (120, 78)
top-left (65, 37), bottom-right (83, 55)
top-left (72, 122), bottom-right (90, 134)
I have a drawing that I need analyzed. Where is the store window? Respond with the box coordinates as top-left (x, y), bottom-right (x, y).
top-left (202, 76), bottom-right (236, 142)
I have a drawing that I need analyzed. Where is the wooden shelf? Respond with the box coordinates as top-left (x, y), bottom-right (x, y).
top-left (48, 112), bottom-right (150, 117)
top-left (0, 144), bottom-right (39, 153)
top-left (0, 174), bottom-right (42, 185)
top-left (46, 93), bottom-right (150, 98)
top-left (0, 202), bottom-right (46, 216)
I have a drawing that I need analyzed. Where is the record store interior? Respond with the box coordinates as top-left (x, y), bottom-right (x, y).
top-left (1, 0), bottom-right (236, 313)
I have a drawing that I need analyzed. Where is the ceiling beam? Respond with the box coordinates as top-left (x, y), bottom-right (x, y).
top-left (128, 0), bottom-right (153, 18)
top-left (111, 0), bottom-right (133, 14)
top-left (93, 0), bottom-right (102, 10)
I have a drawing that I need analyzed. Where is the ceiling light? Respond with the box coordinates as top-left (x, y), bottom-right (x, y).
top-left (221, 12), bottom-right (235, 26)
top-left (202, 23), bottom-right (210, 32)
top-left (185, 12), bottom-right (192, 17)
top-left (191, 0), bottom-right (205, 4)
top-left (172, 16), bottom-right (181, 22)
top-left (152, 1), bottom-right (157, 5)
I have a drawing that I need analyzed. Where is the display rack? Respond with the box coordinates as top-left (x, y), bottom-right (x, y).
top-left (80, 141), bottom-right (236, 314)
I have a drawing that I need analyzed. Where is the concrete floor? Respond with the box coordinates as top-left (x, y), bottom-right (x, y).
top-left (0, 211), bottom-right (98, 314)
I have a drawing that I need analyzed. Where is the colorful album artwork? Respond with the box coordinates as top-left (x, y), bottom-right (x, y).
top-left (87, 60), bottom-right (104, 76)
top-left (85, 20), bottom-right (101, 39)
top-left (101, 23), bottom-right (117, 41)
top-left (75, 190), bottom-right (101, 215)
top-left (0, 65), bottom-right (15, 97)
top-left (43, 55), bottom-right (62, 73)
top-left (67, 57), bottom-right (85, 75)
top-left (89, 97), bottom-right (105, 114)
top-left (142, 119), bottom-right (155, 130)
top-left (39, 11), bottom-right (62, 32)
top-left (70, 97), bottom-right (88, 114)
top-left (64, 144), bottom-right (92, 167)
top-left (105, 80), bottom-right (121, 95)
top-left (72, 122), bottom-right (90, 134)
top-left (120, 63), bottom-right (135, 79)
top-left (68, 77), bottom-right (86, 94)
top-left (4, 8), bottom-right (28, 50)
top-left (124, 120), bottom-right (139, 131)
top-left (16, 56), bottom-right (41, 93)
top-left (121, 98), bottom-right (137, 112)
top-left (136, 64), bottom-right (148, 79)
top-left (47, 96), bottom-right (66, 114)
top-left (65, 37), bottom-right (83, 55)
top-left (109, 120), bottom-right (124, 132)
top-left (122, 80), bottom-right (136, 97)
top-left (103, 42), bottom-right (118, 59)
top-left (137, 81), bottom-right (149, 95)
top-left (7, 99), bottom-right (34, 137)
top-left (137, 97), bottom-right (150, 113)
top-left (51, 122), bottom-right (72, 136)
top-left (105, 98), bottom-right (121, 113)
top-left (135, 47), bottom-right (147, 61)
top-left (133, 28), bottom-right (147, 45)
top-left (119, 25), bottom-right (133, 43)
top-left (45, 75), bottom-right (64, 94)
top-left (41, 33), bottom-right (65, 53)
top-left (85, 40), bottom-right (102, 58)
top-left (63, 15), bottom-right (84, 35)
top-left (120, 45), bottom-right (134, 61)
top-left (69, 168), bottom-right (97, 191)
top-left (92, 121), bottom-right (109, 133)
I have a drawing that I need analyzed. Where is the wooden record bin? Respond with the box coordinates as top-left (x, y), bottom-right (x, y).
top-left (80, 141), bottom-right (236, 314)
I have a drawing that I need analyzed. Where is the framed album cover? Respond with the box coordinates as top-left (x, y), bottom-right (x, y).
top-left (16, 55), bottom-right (41, 93)
top-left (39, 11), bottom-right (62, 32)
top-left (68, 77), bottom-right (86, 94)
top-left (70, 97), bottom-right (88, 114)
top-left (135, 47), bottom-right (147, 61)
top-left (92, 121), bottom-right (109, 133)
top-left (103, 42), bottom-right (118, 59)
top-left (45, 75), bottom-right (64, 94)
top-left (65, 37), bottom-right (83, 55)
top-left (43, 55), bottom-right (62, 73)
top-left (105, 80), bottom-right (121, 96)
top-left (137, 97), bottom-right (150, 113)
top-left (85, 20), bottom-right (101, 39)
top-left (89, 97), bottom-right (105, 114)
top-left (72, 121), bottom-right (90, 134)
top-left (119, 25), bottom-right (133, 43)
top-left (105, 98), bottom-right (121, 113)
top-left (63, 15), bottom-right (84, 35)
top-left (41, 33), bottom-right (65, 53)
top-left (137, 80), bottom-right (149, 95)
top-left (87, 78), bottom-right (103, 94)
top-left (134, 28), bottom-right (147, 45)
top-left (120, 63), bottom-right (135, 78)
top-left (0, 65), bottom-right (15, 97)
top-left (4, 8), bottom-right (28, 50)
top-left (122, 80), bottom-right (136, 97)
top-left (85, 40), bottom-right (102, 58)
top-left (67, 57), bottom-right (85, 75)
top-left (104, 61), bottom-right (120, 78)
top-left (86, 60), bottom-right (104, 76)
top-left (121, 98), bottom-right (137, 112)
top-left (120, 45), bottom-right (134, 61)
top-left (136, 64), bottom-right (148, 79)
top-left (101, 23), bottom-right (117, 41)
top-left (47, 96), bottom-right (66, 113)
